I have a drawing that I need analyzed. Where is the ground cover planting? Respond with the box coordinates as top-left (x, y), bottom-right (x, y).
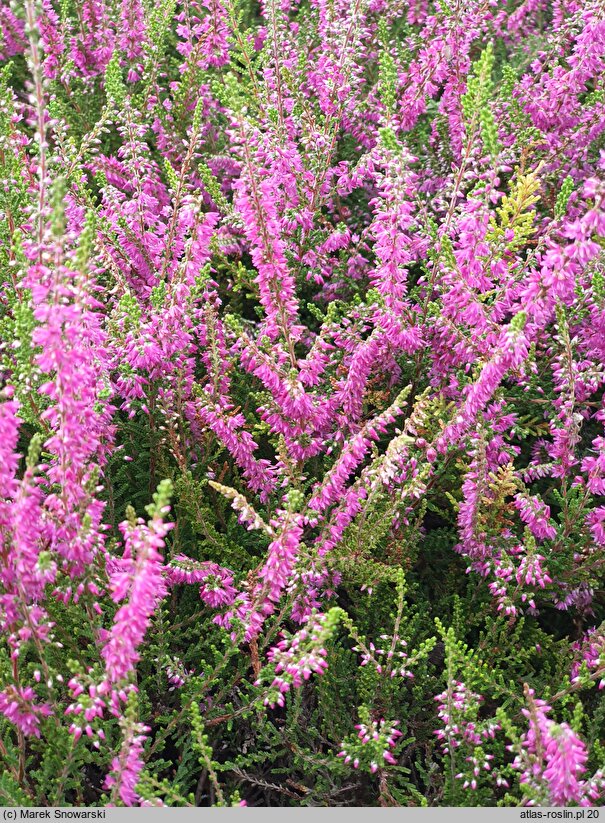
top-left (1, 0), bottom-right (605, 807)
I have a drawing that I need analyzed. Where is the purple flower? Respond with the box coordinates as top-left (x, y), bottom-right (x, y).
top-left (0, 686), bottom-right (53, 738)
top-left (105, 720), bottom-right (149, 806)
top-left (103, 504), bottom-right (172, 684)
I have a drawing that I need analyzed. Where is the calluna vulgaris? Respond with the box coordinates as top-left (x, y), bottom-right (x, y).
top-left (0, 0), bottom-right (605, 808)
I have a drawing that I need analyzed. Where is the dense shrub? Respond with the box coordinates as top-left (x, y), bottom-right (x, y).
top-left (1, 0), bottom-right (605, 807)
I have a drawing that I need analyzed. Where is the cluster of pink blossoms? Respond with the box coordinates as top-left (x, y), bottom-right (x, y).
top-left (105, 719), bottom-right (150, 806)
top-left (338, 717), bottom-right (402, 773)
top-left (0, 685), bottom-right (53, 738)
top-left (2, 0), bottom-right (605, 807)
top-left (512, 690), bottom-right (605, 806)
top-left (258, 611), bottom-right (336, 708)
top-left (354, 634), bottom-right (415, 679)
top-left (434, 681), bottom-right (511, 793)
top-left (571, 629), bottom-right (605, 689)
top-left (167, 554), bottom-right (238, 608)
top-left (434, 681), bottom-right (499, 756)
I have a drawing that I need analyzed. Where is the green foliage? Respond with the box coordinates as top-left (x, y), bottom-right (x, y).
top-left (378, 20), bottom-right (397, 120)
top-left (488, 167), bottom-right (541, 250)
top-left (104, 51), bottom-right (126, 108)
top-left (554, 175), bottom-right (574, 220)
top-left (461, 44), bottom-right (501, 158)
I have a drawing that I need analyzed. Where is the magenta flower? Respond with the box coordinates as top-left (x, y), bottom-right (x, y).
top-left (512, 688), bottom-right (602, 806)
top-left (103, 496), bottom-right (173, 683)
top-left (105, 720), bottom-right (149, 806)
top-left (0, 685), bottom-right (53, 738)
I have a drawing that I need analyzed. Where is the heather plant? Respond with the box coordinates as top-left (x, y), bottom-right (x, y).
top-left (1, 0), bottom-right (605, 808)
